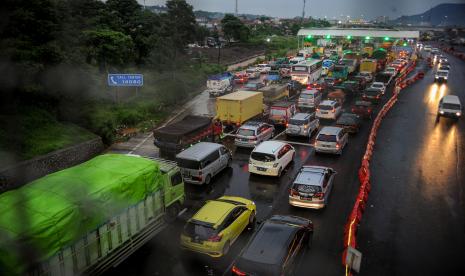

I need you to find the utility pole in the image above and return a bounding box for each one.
[302,0,306,19]
[235,0,238,16]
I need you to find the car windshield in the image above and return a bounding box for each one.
[245,83,256,88]
[184,221,216,239]
[246,69,255,73]
[237,128,255,136]
[293,183,322,193]
[251,152,276,162]
[319,105,333,110]
[176,158,201,170]
[270,109,287,116]
[372,84,383,88]
[300,93,313,99]
[289,119,306,125]
[442,103,461,110]
[317,134,337,142]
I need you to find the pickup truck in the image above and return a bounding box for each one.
[0,154,185,276]
[154,115,222,158]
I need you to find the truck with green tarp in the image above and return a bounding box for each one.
[0,154,185,275]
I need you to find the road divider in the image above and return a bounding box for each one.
[342,60,422,275]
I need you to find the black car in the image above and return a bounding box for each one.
[336,112,362,133]
[362,87,383,103]
[232,215,313,276]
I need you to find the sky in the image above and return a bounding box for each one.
[139,0,464,20]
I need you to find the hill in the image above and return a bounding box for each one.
[392,3,465,26]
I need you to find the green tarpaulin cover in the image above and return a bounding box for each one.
[0,154,162,274]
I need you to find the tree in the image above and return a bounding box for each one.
[83,29,134,71]
[163,0,196,52]
[221,14,249,42]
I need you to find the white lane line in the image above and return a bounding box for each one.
[272,130,286,140]
[274,139,314,147]
[128,132,153,154]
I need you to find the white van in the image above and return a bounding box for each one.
[298,89,322,109]
[437,95,462,121]
[314,126,348,155]
[176,142,232,185]
[316,100,342,120]
[249,141,295,177]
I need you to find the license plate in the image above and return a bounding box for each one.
[300,196,312,201]
[321,111,328,114]
[257,167,267,172]
[323,145,331,148]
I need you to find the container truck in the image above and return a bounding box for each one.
[153,115,222,158]
[0,154,185,276]
[216,91,264,129]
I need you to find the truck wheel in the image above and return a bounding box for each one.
[204,174,212,185]
[165,203,180,223]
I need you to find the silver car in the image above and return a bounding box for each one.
[289,166,336,209]
[285,113,319,137]
[235,122,275,148]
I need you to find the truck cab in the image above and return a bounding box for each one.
[269,101,296,126]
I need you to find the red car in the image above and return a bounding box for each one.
[234,72,249,84]
[351,100,374,119]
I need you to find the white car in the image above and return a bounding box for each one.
[437,95,462,120]
[249,141,295,177]
[370,82,386,95]
[316,100,342,120]
[384,67,398,76]
[257,64,271,74]
[314,126,348,155]
[424,45,432,52]
[434,69,449,83]
[358,71,373,83]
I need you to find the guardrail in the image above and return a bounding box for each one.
[342,60,424,275]
[440,46,465,61]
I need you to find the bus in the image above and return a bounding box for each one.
[290,59,323,85]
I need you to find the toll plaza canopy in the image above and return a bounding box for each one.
[297,28,420,39]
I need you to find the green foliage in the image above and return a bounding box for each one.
[221,14,250,42]
[83,29,134,69]
[0,107,96,161]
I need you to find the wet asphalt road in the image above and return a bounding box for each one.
[358,52,465,275]
[106,71,394,275]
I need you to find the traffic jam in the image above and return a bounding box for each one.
[145,33,440,275]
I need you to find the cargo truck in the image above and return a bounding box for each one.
[0,154,185,276]
[258,84,289,103]
[216,91,264,129]
[206,72,234,97]
[360,59,378,73]
[153,115,222,158]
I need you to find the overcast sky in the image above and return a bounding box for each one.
[139,0,464,19]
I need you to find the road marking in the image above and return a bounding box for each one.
[272,130,286,140]
[128,132,153,154]
[274,139,314,147]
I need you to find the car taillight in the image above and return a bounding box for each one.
[232,265,246,276]
[351,108,355,112]
[316,108,320,112]
[336,143,340,149]
[289,188,299,196]
[332,108,335,113]
[208,234,222,242]
[315,192,325,199]
[304,124,308,129]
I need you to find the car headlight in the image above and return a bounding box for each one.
[435,76,439,79]
[456,112,461,116]
[273,163,279,168]
[444,77,448,80]
[439,110,444,114]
